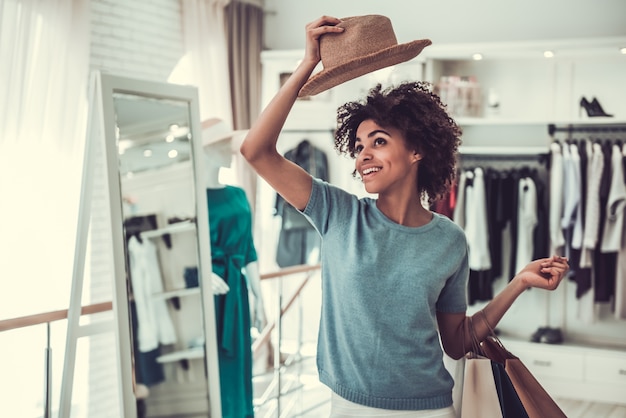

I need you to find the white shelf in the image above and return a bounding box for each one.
[140,220,196,239]
[459,146,549,155]
[455,117,626,126]
[157,346,204,363]
[153,287,201,300]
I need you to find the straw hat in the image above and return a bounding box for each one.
[298,15,432,97]
[201,118,247,148]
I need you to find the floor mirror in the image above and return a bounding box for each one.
[99,72,221,417]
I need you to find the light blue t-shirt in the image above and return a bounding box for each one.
[303,178,469,410]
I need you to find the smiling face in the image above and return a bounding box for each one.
[355,119,421,196]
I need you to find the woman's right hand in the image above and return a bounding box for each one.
[303,15,344,66]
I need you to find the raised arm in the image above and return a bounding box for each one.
[437,255,569,359]
[240,16,343,210]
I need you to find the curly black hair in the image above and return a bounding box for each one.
[334,81,462,204]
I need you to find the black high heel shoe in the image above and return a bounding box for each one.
[580,97,596,117]
[580,96,614,117]
[590,97,613,117]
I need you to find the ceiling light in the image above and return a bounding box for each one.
[118,139,131,154]
[543,50,555,58]
[168,150,178,158]
[472,53,483,61]
[143,149,152,157]
[166,134,175,142]
[169,123,179,131]
[620,47,626,54]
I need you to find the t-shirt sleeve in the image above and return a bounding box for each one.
[436,243,469,313]
[303,177,357,236]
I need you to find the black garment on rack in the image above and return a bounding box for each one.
[595,141,617,302]
[485,169,515,279]
[274,140,329,267]
[130,301,165,386]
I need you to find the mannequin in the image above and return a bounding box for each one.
[202,118,265,418]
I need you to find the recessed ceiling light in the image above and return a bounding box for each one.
[472,53,483,61]
[169,123,179,131]
[166,134,175,142]
[620,47,626,54]
[168,150,178,158]
[543,50,555,58]
[143,149,152,157]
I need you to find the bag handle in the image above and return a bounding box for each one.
[478,310,517,361]
[467,316,485,358]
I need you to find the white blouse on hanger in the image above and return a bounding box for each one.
[128,236,177,352]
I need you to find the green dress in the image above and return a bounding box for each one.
[207,186,257,418]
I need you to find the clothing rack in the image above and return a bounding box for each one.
[459,146,548,155]
[548,122,626,137]
[458,149,550,169]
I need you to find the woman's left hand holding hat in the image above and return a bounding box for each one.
[303,16,344,66]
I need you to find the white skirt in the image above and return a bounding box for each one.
[330,392,456,418]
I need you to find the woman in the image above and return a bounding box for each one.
[241,15,568,417]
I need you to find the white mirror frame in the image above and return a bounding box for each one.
[99,72,221,417]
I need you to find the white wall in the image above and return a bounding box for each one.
[263,0,626,51]
[90,0,184,82]
[85,1,186,416]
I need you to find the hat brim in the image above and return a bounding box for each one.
[298,39,432,97]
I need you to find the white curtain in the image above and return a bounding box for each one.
[170,0,233,126]
[0,0,91,415]
[0,0,91,315]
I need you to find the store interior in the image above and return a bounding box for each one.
[1,1,626,417]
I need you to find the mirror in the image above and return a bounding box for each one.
[99,73,221,417]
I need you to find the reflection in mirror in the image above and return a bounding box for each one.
[115,93,191,175]
[113,92,213,417]
[201,119,265,417]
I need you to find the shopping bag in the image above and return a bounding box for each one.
[491,360,529,418]
[478,312,567,418]
[461,354,503,418]
[460,318,503,418]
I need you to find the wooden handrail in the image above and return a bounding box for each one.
[0,301,113,333]
[260,263,320,280]
[252,272,314,354]
[0,264,321,334]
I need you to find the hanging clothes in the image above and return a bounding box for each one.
[595,142,618,303]
[207,185,258,418]
[549,142,565,255]
[274,140,328,267]
[614,143,626,319]
[465,168,492,271]
[464,168,494,304]
[124,214,168,387]
[456,152,549,305]
[484,168,515,280]
[130,300,165,386]
[515,176,538,274]
[127,236,178,352]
